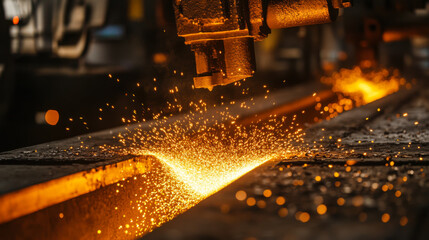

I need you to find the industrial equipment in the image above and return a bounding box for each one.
[1,0,429,240]
[173,0,351,89]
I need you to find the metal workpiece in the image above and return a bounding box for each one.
[144,87,429,240]
[0,83,332,239]
[266,0,339,29]
[174,0,350,90]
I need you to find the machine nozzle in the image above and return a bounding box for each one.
[192,38,256,90]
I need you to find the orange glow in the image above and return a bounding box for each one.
[12,16,19,25]
[153,53,168,64]
[235,190,247,201]
[246,197,256,206]
[275,196,286,205]
[0,156,150,225]
[346,160,357,166]
[278,208,288,217]
[263,189,272,198]
[102,65,407,237]
[296,212,310,223]
[45,110,59,126]
[395,190,402,197]
[381,213,390,223]
[400,216,408,226]
[257,200,266,209]
[337,197,345,206]
[317,204,327,215]
[322,67,403,105]
[360,60,374,69]
[114,89,307,237]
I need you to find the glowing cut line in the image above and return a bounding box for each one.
[148,151,277,197]
[108,67,406,238]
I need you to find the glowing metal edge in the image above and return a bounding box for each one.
[0,156,152,224]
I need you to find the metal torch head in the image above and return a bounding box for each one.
[192,37,256,90]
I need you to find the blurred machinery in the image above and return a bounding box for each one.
[0,1,12,124]
[343,0,429,71]
[3,0,108,57]
[0,0,158,151]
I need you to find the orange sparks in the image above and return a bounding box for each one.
[322,67,403,105]
[90,65,410,237]
[45,110,59,126]
[12,16,19,25]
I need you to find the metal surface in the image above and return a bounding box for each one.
[0,157,149,225]
[174,0,348,90]
[266,0,338,29]
[0,82,333,239]
[192,37,256,89]
[144,86,428,240]
[174,0,265,90]
[0,73,422,239]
